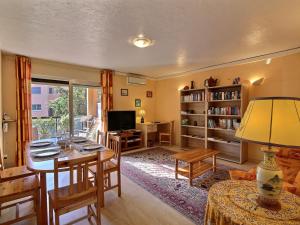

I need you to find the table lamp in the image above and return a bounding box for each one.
[235,97,300,210]
[139,109,146,123]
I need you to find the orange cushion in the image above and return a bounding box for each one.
[293,171,300,196]
[229,169,256,181]
[283,182,297,194]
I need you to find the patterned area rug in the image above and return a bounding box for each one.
[121,148,232,225]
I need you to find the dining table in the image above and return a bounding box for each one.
[25,139,115,225]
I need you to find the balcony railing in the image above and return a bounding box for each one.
[32,116,68,141]
[32,116,100,141]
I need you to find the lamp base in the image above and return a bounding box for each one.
[256,195,281,211]
[256,146,283,211]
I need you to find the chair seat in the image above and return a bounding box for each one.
[0,175,39,201]
[48,180,96,209]
[89,161,118,175]
[0,166,35,182]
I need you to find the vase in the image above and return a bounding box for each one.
[256,146,283,210]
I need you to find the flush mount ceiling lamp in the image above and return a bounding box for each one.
[132,35,154,48]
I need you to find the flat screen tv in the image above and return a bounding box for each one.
[107,110,136,131]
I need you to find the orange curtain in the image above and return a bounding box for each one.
[100,69,113,132]
[16,56,32,166]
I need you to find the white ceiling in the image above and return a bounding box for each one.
[0,0,300,78]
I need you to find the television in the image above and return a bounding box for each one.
[107,110,136,131]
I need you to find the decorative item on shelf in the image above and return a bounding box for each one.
[139,109,146,123]
[193,121,197,126]
[232,77,240,85]
[236,97,300,210]
[135,99,141,107]
[204,76,218,87]
[183,86,189,90]
[146,91,152,98]
[121,88,128,96]
[190,81,195,89]
[181,119,189,125]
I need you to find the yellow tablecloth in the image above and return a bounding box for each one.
[205,180,300,225]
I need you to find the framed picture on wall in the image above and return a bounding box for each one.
[135,99,141,107]
[121,88,128,96]
[146,91,152,98]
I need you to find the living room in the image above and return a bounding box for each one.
[0,1,299,225]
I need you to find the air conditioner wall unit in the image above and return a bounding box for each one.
[127,75,146,85]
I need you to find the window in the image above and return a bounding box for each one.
[31,78,101,141]
[32,87,41,94]
[32,104,42,111]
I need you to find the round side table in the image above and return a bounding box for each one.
[205,180,300,225]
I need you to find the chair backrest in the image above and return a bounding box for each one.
[0,148,3,171]
[97,130,107,147]
[107,134,121,164]
[53,151,101,200]
[169,120,175,134]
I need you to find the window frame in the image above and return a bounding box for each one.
[31,78,101,138]
[32,104,42,111]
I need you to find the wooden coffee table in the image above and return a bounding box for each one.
[173,148,220,186]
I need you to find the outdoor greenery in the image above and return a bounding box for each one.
[32,86,87,140]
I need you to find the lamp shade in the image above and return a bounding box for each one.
[235,97,300,148]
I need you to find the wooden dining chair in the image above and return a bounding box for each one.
[90,134,121,197]
[96,130,107,147]
[0,165,40,225]
[159,121,174,145]
[48,152,102,225]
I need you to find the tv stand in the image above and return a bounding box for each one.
[109,130,143,152]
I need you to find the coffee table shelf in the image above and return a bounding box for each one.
[177,162,213,179]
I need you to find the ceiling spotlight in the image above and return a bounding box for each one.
[133,35,154,48]
[266,58,272,65]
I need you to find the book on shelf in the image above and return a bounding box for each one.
[207,137,240,145]
[208,90,241,101]
[208,118,240,130]
[208,106,240,115]
[181,90,206,102]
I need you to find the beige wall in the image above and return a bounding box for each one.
[1,54,156,166]
[0,51,3,168]
[1,51,300,165]
[2,54,17,167]
[155,52,300,161]
[113,75,156,122]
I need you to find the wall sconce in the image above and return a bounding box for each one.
[251,77,265,86]
[266,58,272,65]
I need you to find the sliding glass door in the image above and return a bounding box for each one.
[71,84,101,141]
[31,80,70,141]
[31,79,101,142]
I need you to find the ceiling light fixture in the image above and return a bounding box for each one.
[266,58,272,64]
[133,35,154,48]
